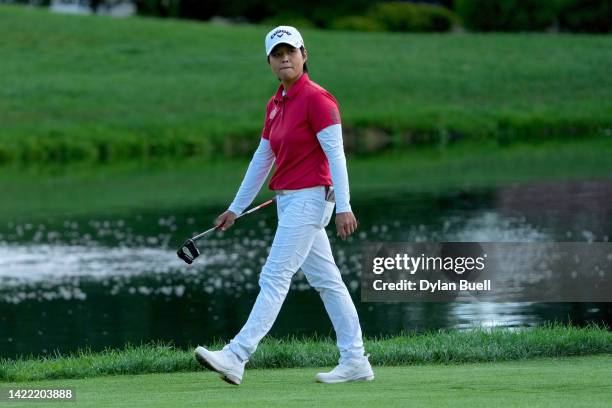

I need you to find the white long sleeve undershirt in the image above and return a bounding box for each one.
[227,123,352,215]
[227,138,275,215]
[316,124,352,213]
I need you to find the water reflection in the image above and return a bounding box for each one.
[0,208,553,303]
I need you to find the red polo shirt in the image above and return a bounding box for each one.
[261,73,341,190]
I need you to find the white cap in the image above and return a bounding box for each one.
[265,26,304,56]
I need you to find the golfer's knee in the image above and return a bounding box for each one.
[309,276,348,295]
[258,265,292,297]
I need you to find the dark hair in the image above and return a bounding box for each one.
[301,46,309,73]
[267,45,308,76]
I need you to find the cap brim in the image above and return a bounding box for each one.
[266,40,302,56]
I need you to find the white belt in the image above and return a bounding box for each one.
[274,186,326,196]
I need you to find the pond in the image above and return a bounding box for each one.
[0,179,610,359]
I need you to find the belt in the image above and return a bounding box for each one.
[274,186,329,196]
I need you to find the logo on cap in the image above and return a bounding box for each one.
[271,29,292,39]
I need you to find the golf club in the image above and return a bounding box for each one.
[177,198,276,264]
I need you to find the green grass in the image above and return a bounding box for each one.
[1,355,611,407]
[0,136,610,222]
[1,5,611,164]
[2,323,610,382]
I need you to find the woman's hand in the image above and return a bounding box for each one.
[214,210,237,231]
[335,211,357,240]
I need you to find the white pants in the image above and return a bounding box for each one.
[228,186,365,364]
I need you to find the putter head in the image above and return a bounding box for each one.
[177,239,200,264]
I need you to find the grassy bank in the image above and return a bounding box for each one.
[2,355,611,407]
[1,5,611,165]
[1,323,610,382]
[0,136,610,223]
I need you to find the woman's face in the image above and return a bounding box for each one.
[268,44,307,83]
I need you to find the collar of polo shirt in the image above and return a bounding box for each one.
[273,73,310,103]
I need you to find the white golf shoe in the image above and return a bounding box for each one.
[194,345,246,385]
[315,355,375,384]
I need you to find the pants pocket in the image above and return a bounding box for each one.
[304,198,334,229]
[279,197,318,228]
[319,200,335,228]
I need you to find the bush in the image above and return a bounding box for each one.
[368,2,458,32]
[558,0,612,33]
[134,0,181,18]
[421,3,459,31]
[297,0,381,28]
[330,15,386,32]
[261,12,316,29]
[455,0,564,31]
[134,0,378,26]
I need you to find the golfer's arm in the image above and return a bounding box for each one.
[228,138,275,215]
[316,124,352,214]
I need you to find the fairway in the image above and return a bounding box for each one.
[2,355,610,407]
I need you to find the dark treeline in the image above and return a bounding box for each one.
[2,0,610,32]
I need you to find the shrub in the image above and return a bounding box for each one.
[558,0,612,33]
[455,0,564,31]
[420,3,459,31]
[330,15,386,32]
[134,0,377,26]
[261,12,316,29]
[134,0,181,18]
[368,2,458,32]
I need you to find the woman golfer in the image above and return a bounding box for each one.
[195,25,373,385]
